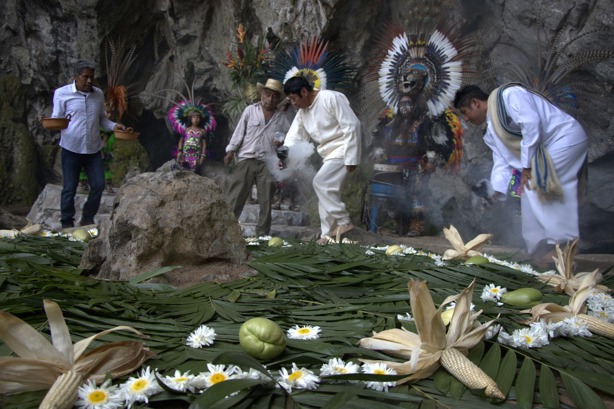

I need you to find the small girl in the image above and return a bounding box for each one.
[177,111,207,172]
[168,100,216,173]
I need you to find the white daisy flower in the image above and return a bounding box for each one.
[510,327,549,349]
[234,367,271,380]
[480,283,507,302]
[558,316,593,337]
[530,320,562,339]
[161,369,194,392]
[191,363,238,390]
[365,249,375,256]
[76,379,122,409]
[396,312,413,322]
[88,228,99,237]
[497,329,513,346]
[258,235,272,241]
[361,362,397,392]
[320,358,360,376]
[186,324,216,348]
[287,324,321,340]
[587,292,614,322]
[276,363,320,393]
[119,366,162,407]
[484,324,501,340]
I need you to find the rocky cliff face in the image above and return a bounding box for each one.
[1,0,613,251]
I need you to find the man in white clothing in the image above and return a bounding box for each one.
[453,84,588,267]
[282,76,361,244]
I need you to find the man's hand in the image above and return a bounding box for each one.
[223,151,235,166]
[521,168,532,192]
[346,165,357,172]
[113,123,126,132]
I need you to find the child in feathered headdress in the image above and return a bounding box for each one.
[168,101,216,173]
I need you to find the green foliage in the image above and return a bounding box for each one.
[0,235,613,408]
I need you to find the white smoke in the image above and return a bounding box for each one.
[267,140,316,182]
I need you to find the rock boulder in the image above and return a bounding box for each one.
[82,171,246,281]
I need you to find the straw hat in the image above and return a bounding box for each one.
[257,79,284,95]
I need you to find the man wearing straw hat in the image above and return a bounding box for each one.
[224,78,293,236]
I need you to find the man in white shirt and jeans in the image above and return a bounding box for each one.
[282,76,361,244]
[51,60,126,228]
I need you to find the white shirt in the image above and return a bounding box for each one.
[484,86,588,194]
[226,102,293,162]
[51,82,116,154]
[284,90,361,164]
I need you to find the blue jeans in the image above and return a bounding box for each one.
[61,148,104,225]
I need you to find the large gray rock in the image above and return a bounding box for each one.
[82,171,246,281]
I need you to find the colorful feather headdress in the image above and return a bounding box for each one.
[368,20,475,118]
[267,37,355,91]
[168,100,216,136]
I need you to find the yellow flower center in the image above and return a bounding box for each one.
[491,288,500,293]
[522,335,533,344]
[131,379,149,392]
[374,369,386,375]
[288,371,304,382]
[335,366,348,373]
[87,390,108,404]
[210,373,227,384]
[297,328,312,335]
[175,376,188,383]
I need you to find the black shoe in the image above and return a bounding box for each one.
[62,222,74,229]
[79,219,95,226]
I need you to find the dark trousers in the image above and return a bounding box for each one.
[227,159,274,236]
[61,148,104,225]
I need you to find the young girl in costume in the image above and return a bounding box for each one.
[168,100,216,173]
[177,112,207,172]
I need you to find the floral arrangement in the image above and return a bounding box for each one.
[224,24,267,88]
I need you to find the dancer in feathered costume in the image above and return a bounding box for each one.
[363,20,473,235]
[168,100,216,172]
[265,37,357,211]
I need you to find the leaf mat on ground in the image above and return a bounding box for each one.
[1,236,613,408]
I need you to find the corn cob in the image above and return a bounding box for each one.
[39,370,83,409]
[577,314,614,338]
[440,347,505,400]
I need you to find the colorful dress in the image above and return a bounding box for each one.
[180,128,205,171]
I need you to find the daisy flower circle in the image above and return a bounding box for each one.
[320,358,360,376]
[361,362,397,392]
[481,283,507,302]
[287,324,321,340]
[76,379,122,409]
[120,366,162,405]
[277,363,320,393]
[191,363,238,390]
[186,324,216,348]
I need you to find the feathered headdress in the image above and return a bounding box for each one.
[371,20,474,118]
[103,38,138,120]
[168,100,216,136]
[267,37,355,91]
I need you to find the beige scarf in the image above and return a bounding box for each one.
[487,84,563,203]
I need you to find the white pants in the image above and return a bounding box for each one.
[521,140,588,253]
[313,159,351,238]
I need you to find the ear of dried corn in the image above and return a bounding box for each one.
[577,314,614,338]
[440,347,505,400]
[38,370,82,409]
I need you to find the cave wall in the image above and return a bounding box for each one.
[1,0,613,250]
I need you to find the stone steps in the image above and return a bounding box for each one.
[238,204,316,238]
